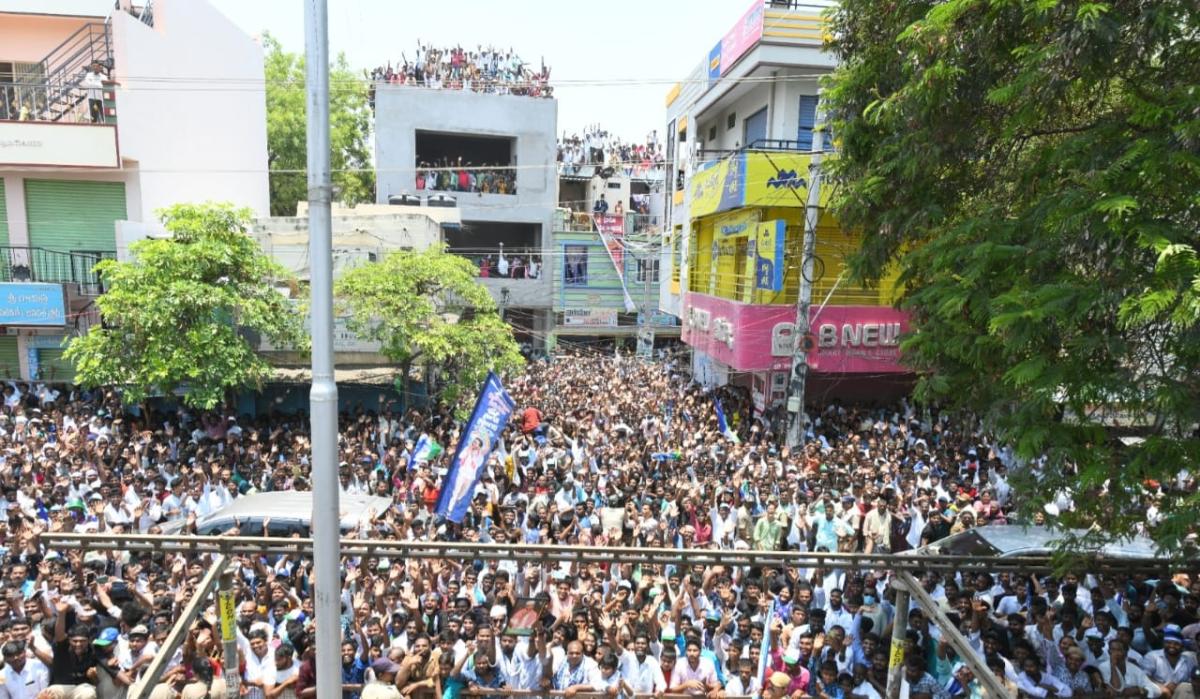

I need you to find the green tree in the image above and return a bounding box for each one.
[824,0,1200,554]
[264,33,374,216]
[335,247,524,405]
[64,203,306,409]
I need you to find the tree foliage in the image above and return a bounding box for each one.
[64,203,306,409]
[335,247,525,405]
[824,0,1200,554]
[263,33,374,216]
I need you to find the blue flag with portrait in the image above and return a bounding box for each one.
[435,372,516,523]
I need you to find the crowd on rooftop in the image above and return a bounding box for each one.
[370,43,552,100]
[558,127,665,179]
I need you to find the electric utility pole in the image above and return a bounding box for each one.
[786,96,825,449]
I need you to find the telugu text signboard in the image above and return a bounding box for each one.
[0,283,66,327]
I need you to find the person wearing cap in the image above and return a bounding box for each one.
[116,624,154,682]
[361,657,402,699]
[87,627,134,698]
[1142,625,1196,696]
[765,670,793,699]
[1,639,49,698]
[1083,628,1110,667]
[45,598,99,699]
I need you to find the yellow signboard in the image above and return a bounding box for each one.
[713,209,760,238]
[690,151,831,218]
[690,159,737,218]
[219,590,237,643]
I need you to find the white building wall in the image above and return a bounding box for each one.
[373,87,558,246]
[111,0,270,223]
[698,83,772,152]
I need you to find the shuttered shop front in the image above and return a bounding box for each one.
[24,179,125,252]
[0,179,8,247]
[36,347,74,382]
[0,337,19,378]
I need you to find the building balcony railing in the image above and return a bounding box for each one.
[696,139,816,164]
[0,246,114,295]
[0,81,120,168]
[415,166,517,195]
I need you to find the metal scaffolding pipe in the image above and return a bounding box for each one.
[39,533,1180,575]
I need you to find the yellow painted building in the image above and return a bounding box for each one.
[679,151,901,308]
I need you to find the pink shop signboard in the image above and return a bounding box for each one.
[682,293,911,374]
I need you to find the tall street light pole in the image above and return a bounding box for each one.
[304,1,341,696]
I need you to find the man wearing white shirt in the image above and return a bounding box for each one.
[1141,626,1197,696]
[617,633,666,694]
[160,482,185,521]
[825,588,855,633]
[724,657,761,696]
[242,629,276,699]
[1102,639,1161,698]
[0,641,49,699]
[1017,655,1072,698]
[494,631,541,691]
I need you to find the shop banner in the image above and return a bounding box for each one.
[592,214,637,312]
[754,220,787,291]
[563,309,618,327]
[719,0,766,76]
[435,372,515,523]
[0,283,66,326]
[690,152,831,218]
[808,305,910,373]
[682,293,912,374]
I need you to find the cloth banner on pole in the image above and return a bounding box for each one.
[434,372,516,523]
[592,213,637,312]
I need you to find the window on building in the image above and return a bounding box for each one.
[726,113,736,130]
[415,130,517,195]
[708,125,717,142]
[687,225,702,293]
[744,106,768,148]
[671,226,683,286]
[797,95,819,150]
[564,245,588,286]
[636,258,660,284]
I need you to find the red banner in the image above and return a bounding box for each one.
[592,214,636,311]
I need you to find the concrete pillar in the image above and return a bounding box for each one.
[3,176,28,245]
[16,334,30,380]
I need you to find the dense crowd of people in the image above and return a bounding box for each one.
[370,42,552,99]
[416,159,517,196]
[459,247,542,280]
[0,353,1196,699]
[559,127,665,179]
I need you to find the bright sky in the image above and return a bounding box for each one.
[7,0,758,142]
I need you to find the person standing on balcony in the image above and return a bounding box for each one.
[82,62,106,124]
